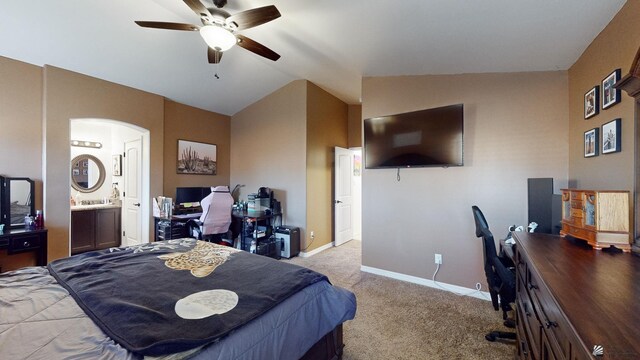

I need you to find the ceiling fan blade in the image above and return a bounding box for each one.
[183,0,213,19]
[135,21,199,31]
[208,47,223,64]
[236,35,280,61]
[226,5,281,30]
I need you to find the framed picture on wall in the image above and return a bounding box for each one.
[112,154,122,176]
[602,118,621,154]
[584,128,599,158]
[177,139,217,175]
[584,86,599,119]
[602,69,621,109]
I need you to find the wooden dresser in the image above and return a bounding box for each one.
[560,189,630,252]
[0,228,48,272]
[513,232,640,359]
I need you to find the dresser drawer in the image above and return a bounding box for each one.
[8,234,41,254]
[514,246,527,283]
[516,302,534,360]
[527,265,571,359]
[518,276,542,359]
[570,200,582,209]
[569,208,583,219]
[563,224,596,242]
[570,191,581,200]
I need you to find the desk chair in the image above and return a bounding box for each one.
[471,205,517,342]
[187,186,234,245]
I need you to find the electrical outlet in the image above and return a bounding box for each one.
[310,231,315,239]
[435,254,443,265]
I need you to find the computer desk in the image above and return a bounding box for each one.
[232,210,282,253]
[154,210,283,247]
[153,213,201,241]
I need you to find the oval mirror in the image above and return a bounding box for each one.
[71,154,106,193]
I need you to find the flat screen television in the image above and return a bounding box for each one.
[363,104,464,169]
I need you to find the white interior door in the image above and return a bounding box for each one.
[124,137,142,246]
[334,147,353,246]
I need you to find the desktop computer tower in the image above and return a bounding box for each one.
[275,225,300,258]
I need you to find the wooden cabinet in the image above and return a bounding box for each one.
[0,229,48,272]
[560,189,630,252]
[513,232,640,360]
[71,207,121,255]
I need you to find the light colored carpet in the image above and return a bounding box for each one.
[286,240,514,360]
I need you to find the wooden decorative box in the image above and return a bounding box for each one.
[560,189,630,251]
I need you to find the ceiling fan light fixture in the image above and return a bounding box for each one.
[200,25,236,51]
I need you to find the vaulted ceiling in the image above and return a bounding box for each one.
[0,0,627,115]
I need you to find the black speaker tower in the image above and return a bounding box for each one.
[528,178,561,234]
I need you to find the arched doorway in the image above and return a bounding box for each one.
[70,118,151,248]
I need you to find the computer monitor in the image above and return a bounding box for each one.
[175,187,211,212]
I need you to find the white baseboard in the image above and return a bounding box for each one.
[299,242,334,258]
[360,265,491,301]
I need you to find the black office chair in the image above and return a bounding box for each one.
[471,205,517,342]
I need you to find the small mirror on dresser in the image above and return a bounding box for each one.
[0,176,35,229]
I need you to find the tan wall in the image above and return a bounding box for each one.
[0,57,43,211]
[230,80,308,234]
[43,66,164,261]
[568,0,640,190]
[163,100,231,198]
[348,105,362,148]
[361,72,569,289]
[306,83,348,251]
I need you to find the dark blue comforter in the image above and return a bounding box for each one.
[48,239,327,356]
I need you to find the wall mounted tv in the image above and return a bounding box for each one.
[363,104,464,169]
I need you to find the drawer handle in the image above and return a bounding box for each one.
[528,283,538,290]
[23,241,31,248]
[545,320,558,329]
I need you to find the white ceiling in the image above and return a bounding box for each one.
[0,0,626,116]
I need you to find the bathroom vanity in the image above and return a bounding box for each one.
[71,204,121,254]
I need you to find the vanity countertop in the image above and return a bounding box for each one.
[71,204,121,211]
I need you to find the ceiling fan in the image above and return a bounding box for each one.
[135,0,281,65]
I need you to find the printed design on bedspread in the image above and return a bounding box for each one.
[109,238,196,253]
[175,289,239,319]
[158,241,240,277]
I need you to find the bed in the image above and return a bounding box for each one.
[0,239,356,359]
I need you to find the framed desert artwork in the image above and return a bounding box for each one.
[177,140,217,175]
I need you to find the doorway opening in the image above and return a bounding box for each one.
[334,147,362,246]
[70,119,150,247]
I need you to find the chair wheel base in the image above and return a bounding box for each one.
[504,319,516,328]
[485,331,516,342]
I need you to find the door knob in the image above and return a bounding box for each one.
[335,200,342,204]
[133,203,141,207]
